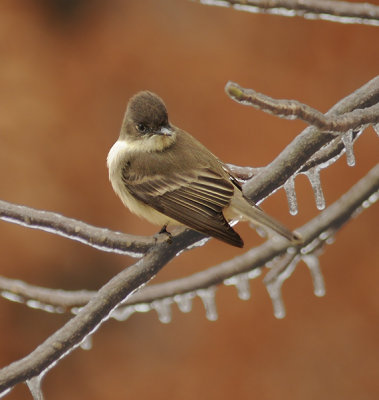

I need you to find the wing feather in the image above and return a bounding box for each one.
[122,167,243,247]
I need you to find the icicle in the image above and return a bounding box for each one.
[151,298,173,324]
[368,191,379,205]
[197,287,218,321]
[341,130,356,166]
[111,305,135,321]
[325,236,335,245]
[248,268,262,279]
[80,335,93,351]
[224,273,251,300]
[0,388,13,398]
[1,290,24,303]
[305,167,325,210]
[133,303,151,313]
[318,229,335,245]
[300,238,321,255]
[302,255,325,297]
[283,175,298,215]
[26,375,45,400]
[265,280,286,319]
[26,300,64,314]
[174,292,195,313]
[264,256,300,319]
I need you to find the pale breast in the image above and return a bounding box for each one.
[107,139,179,226]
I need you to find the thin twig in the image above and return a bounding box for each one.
[226,82,379,132]
[0,229,204,393]
[197,0,379,26]
[237,76,379,202]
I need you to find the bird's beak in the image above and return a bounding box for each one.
[156,126,173,136]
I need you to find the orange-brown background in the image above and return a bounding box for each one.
[0,1,378,399]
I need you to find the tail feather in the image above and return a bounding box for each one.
[229,195,301,243]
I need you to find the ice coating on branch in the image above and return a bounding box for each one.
[133,303,151,313]
[0,216,145,258]
[248,268,262,279]
[174,292,195,313]
[111,305,135,321]
[300,238,321,255]
[302,255,325,297]
[0,388,13,398]
[200,0,379,26]
[341,130,356,166]
[186,237,210,250]
[197,287,218,321]
[80,335,93,351]
[352,189,379,218]
[26,375,44,400]
[305,167,325,210]
[26,300,64,314]
[283,175,298,215]
[1,290,23,303]
[152,298,173,324]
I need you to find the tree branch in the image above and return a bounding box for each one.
[0,229,204,393]
[1,78,377,250]
[197,0,379,26]
[0,77,377,395]
[226,82,379,133]
[1,165,377,311]
[0,200,168,258]
[235,76,379,202]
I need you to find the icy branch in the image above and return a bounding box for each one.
[0,200,166,258]
[197,0,379,26]
[1,165,377,313]
[235,76,379,203]
[226,82,379,133]
[0,229,204,394]
[0,77,378,396]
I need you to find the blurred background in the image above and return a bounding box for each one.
[0,0,378,399]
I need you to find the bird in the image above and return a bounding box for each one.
[107,91,300,248]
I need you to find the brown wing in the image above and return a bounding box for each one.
[122,167,243,247]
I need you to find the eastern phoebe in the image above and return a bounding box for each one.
[107,91,299,248]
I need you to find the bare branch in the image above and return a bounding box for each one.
[237,76,379,202]
[197,0,379,26]
[0,229,204,393]
[0,200,167,258]
[226,82,379,133]
[1,165,377,311]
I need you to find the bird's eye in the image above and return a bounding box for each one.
[136,123,148,133]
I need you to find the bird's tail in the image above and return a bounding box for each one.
[228,194,302,243]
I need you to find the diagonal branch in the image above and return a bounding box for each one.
[0,77,377,395]
[1,165,378,310]
[236,76,379,202]
[1,78,377,254]
[197,0,379,26]
[0,165,377,394]
[0,229,204,393]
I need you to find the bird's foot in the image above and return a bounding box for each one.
[154,224,173,244]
